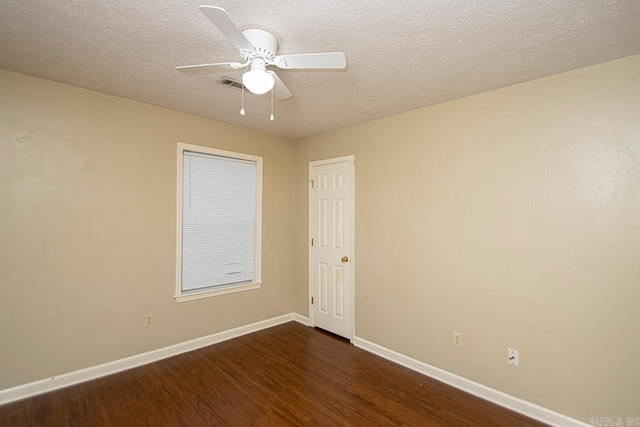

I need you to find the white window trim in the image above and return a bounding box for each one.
[175,142,263,303]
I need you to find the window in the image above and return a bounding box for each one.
[175,143,262,302]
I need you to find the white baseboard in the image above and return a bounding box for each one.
[352,336,589,427]
[1,313,585,427]
[1,312,308,406]
[292,313,310,326]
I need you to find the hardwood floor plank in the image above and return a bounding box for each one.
[0,322,548,426]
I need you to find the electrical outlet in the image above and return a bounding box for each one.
[508,348,519,366]
[453,332,463,348]
[144,314,154,328]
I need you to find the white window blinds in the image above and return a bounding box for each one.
[181,150,257,293]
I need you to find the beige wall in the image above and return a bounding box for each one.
[2,54,639,423]
[294,55,640,422]
[0,70,296,389]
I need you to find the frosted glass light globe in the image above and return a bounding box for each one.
[242,69,275,95]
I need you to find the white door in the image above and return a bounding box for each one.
[309,156,354,339]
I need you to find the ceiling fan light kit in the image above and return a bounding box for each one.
[176,5,347,119]
[242,58,274,95]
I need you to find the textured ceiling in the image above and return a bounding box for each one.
[1,0,640,139]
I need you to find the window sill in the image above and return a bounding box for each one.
[174,282,262,303]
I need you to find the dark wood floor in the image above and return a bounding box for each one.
[0,322,547,426]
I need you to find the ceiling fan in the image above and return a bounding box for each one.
[176,6,347,100]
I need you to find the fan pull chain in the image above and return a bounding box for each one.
[270,88,274,121]
[240,84,246,116]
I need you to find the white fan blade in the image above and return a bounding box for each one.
[176,62,244,72]
[268,71,292,100]
[273,52,346,69]
[199,6,255,53]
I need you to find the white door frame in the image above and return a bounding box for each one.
[308,155,355,341]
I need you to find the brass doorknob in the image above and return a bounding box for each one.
[341,256,349,263]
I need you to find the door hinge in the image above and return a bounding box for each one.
[311,238,314,246]
[310,179,314,188]
[311,296,314,305]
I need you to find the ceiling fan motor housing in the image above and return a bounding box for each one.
[241,29,278,60]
